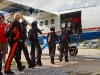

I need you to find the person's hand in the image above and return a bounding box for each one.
[59,40,61,44]
[24,42,27,47]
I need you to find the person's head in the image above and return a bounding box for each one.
[68,22,71,25]
[31,20,38,28]
[14,12,21,21]
[21,20,28,28]
[50,26,55,32]
[62,28,67,33]
[0,13,5,24]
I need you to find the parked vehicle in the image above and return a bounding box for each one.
[86,41,96,48]
[91,43,99,49]
[81,42,89,47]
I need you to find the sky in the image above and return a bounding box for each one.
[8,0,100,12]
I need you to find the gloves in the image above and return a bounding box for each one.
[59,40,61,44]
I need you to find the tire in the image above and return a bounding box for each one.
[69,46,78,56]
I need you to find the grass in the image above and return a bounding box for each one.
[78,47,100,50]
[11,60,27,65]
[78,47,93,49]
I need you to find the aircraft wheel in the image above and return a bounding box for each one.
[69,46,78,56]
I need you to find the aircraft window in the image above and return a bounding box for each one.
[45,20,48,25]
[51,19,54,24]
[40,21,43,26]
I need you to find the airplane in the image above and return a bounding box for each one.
[0,0,100,55]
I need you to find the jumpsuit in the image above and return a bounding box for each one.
[5,19,25,71]
[30,27,42,66]
[18,27,35,67]
[59,33,70,62]
[47,32,58,63]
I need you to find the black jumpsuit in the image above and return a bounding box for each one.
[17,27,35,68]
[59,33,70,62]
[47,32,58,63]
[30,27,42,66]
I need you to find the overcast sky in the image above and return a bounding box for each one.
[8,0,100,12]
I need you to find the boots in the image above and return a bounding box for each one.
[65,56,69,62]
[37,55,42,66]
[50,56,54,64]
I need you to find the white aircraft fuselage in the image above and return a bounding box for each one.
[34,6,100,33]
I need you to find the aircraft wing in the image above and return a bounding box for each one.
[0,0,56,20]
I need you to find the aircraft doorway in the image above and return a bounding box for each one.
[60,11,82,35]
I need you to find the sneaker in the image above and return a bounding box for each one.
[5,70,14,74]
[18,66,25,71]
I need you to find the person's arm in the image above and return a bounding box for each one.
[24,28,28,40]
[67,34,71,43]
[37,28,42,34]
[16,21,25,42]
[55,33,59,41]
[47,33,49,43]
[59,34,62,44]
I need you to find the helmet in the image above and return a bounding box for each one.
[31,21,38,27]
[21,20,28,26]
[57,45,61,51]
[68,21,71,25]
[50,26,55,31]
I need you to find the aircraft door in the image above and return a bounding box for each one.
[60,11,82,35]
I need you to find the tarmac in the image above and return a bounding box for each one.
[19,46,100,73]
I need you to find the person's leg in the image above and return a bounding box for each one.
[30,42,35,67]
[51,44,56,64]
[2,42,8,67]
[65,45,69,62]
[72,29,75,34]
[5,42,18,74]
[2,53,6,67]
[35,41,42,66]
[0,51,3,75]
[48,44,53,64]
[17,46,22,61]
[14,50,25,71]
[22,46,35,68]
[48,43,51,57]
[2,53,6,63]
[59,45,64,62]
[48,44,55,64]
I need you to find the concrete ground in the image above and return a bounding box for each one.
[5,47,100,73]
[19,46,100,73]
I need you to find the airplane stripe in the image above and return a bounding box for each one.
[41,27,100,34]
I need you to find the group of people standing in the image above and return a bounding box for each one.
[0,12,71,74]
[47,27,71,64]
[0,12,42,74]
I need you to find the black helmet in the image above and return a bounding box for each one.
[21,20,28,26]
[57,45,61,51]
[31,20,38,27]
[50,26,55,31]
